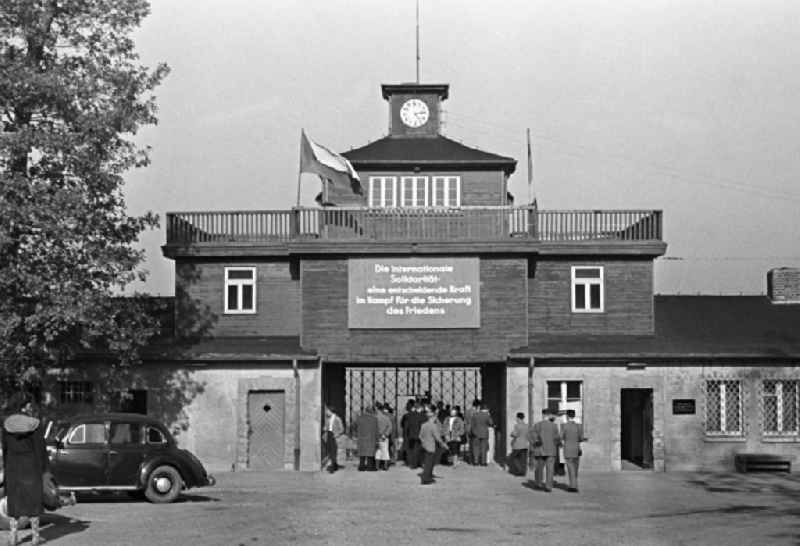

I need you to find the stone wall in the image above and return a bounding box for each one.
[531,363,800,471]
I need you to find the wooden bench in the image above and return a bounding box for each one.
[734,453,792,473]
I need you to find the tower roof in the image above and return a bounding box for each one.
[342,134,516,175]
[381,83,449,100]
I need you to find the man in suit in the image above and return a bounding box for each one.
[530,408,561,491]
[560,409,587,492]
[322,406,344,473]
[508,412,530,476]
[419,404,447,485]
[470,403,493,466]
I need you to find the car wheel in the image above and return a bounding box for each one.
[144,465,182,504]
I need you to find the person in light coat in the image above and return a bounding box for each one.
[442,407,465,466]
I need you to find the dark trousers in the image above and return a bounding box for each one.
[534,455,556,490]
[323,431,338,469]
[421,449,436,484]
[358,456,376,471]
[406,438,421,468]
[509,448,528,476]
[472,437,488,465]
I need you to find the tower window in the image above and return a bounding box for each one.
[431,176,461,207]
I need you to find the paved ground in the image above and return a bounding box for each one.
[14,463,800,546]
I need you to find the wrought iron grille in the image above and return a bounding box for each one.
[763,379,800,436]
[705,379,743,435]
[345,367,481,433]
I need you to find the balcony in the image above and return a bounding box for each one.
[165,207,662,246]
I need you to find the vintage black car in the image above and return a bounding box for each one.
[44,413,215,503]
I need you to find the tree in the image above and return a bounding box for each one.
[0,0,169,406]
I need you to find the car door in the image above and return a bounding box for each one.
[107,420,146,486]
[50,420,108,487]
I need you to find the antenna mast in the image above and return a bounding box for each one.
[416,0,421,83]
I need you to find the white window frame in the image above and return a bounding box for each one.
[571,266,604,313]
[546,380,584,423]
[762,379,800,437]
[224,266,257,314]
[431,176,461,207]
[368,176,397,208]
[705,379,744,436]
[400,176,429,208]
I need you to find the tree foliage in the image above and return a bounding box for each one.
[0,0,169,403]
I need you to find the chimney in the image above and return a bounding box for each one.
[767,267,800,304]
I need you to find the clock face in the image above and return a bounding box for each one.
[400,98,430,128]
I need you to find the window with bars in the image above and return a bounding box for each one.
[763,379,799,436]
[571,266,604,313]
[59,381,94,405]
[224,267,256,314]
[706,379,743,436]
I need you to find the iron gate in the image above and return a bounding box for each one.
[345,367,482,432]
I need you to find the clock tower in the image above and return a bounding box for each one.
[382,83,448,138]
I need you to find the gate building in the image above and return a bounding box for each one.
[63,80,797,473]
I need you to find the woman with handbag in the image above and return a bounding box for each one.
[2,393,49,545]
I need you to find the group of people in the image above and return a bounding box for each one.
[509,408,587,492]
[321,398,498,485]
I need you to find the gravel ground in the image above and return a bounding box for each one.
[14,463,800,546]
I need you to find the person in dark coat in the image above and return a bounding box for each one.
[355,406,379,471]
[404,403,424,469]
[470,403,493,466]
[2,394,49,546]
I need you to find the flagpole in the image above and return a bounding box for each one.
[527,128,533,205]
[296,130,303,208]
[416,0,421,83]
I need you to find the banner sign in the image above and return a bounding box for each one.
[348,257,480,329]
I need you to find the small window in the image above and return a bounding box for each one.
[706,379,743,436]
[224,267,256,314]
[68,423,106,445]
[431,176,461,207]
[571,266,604,313]
[110,423,142,445]
[546,380,583,422]
[59,381,94,405]
[147,426,167,445]
[763,380,799,436]
[400,176,428,207]
[368,176,398,208]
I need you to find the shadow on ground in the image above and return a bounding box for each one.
[74,491,219,504]
[685,471,800,545]
[40,513,91,543]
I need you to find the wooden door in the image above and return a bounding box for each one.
[247,390,285,470]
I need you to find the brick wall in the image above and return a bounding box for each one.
[301,257,527,361]
[529,258,654,335]
[176,259,300,337]
[768,267,800,303]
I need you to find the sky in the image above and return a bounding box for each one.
[124,0,800,296]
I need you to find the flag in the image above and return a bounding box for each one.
[299,130,363,205]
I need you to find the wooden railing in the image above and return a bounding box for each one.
[166,207,662,244]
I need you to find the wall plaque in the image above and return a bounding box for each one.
[348,257,480,329]
[672,399,696,415]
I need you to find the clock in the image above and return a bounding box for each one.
[399,98,430,128]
